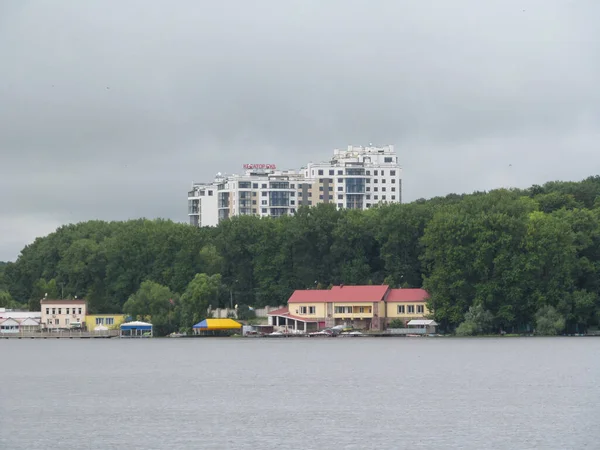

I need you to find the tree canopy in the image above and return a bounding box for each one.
[3,175,600,335]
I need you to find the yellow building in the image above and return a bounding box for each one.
[85,314,127,331]
[268,285,430,332]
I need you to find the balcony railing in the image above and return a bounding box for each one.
[332,312,374,319]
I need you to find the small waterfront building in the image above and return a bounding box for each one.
[85,314,127,331]
[120,321,153,338]
[18,317,41,332]
[40,298,87,330]
[0,318,20,334]
[407,319,438,334]
[192,318,242,335]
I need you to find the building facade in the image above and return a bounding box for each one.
[268,285,430,332]
[40,299,87,329]
[188,144,402,227]
[85,314,127,331]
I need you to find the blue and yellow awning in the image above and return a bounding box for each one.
[192,318,242,330]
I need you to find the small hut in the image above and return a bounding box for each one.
[192,318,242,336]
[120,321,153,338]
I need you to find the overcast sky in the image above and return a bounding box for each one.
[1,0,599,261]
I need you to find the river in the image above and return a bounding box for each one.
[1,337,598,449]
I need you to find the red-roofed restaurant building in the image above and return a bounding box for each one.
[267,285,430,333]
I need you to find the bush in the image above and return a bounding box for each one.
[388,319,405,328]
[455,321,477,336]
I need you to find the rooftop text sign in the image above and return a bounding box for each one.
[243,164,276,170]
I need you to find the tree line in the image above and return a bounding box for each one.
[2,175,600,336]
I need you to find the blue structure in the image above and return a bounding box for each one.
[120,321,153,338]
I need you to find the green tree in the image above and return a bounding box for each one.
[178,273,222,329]
[534,305,565,336]
[123,280,177,336]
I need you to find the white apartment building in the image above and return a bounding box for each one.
[302,145,402,209]
[40,298,87,329]
[188,145,402,227]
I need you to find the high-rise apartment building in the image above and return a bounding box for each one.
[188,145,402,227]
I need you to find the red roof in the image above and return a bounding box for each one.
[288,290,332,303]
[266,306,317,322]
[385,288,429,302]
[288,285,390,303]
[329,285,389,302]
[267,307,289,316]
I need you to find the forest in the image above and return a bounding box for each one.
[2,175,600,336]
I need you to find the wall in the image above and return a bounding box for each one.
[41,302,87,329]
[287,303,327,319]
[386,302,430,319]
[85,314,127,330]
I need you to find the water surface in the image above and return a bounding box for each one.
[1,337,598,449]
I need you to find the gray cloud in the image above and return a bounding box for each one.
[1,0,599,260]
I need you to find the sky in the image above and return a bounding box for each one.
[1,0,599,261]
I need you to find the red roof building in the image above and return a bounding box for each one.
[268,285,431,333]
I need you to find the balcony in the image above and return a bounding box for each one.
[332,312,374,320]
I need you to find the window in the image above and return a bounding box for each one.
[47,319,52,324]
[390,170,396,176]
[374,187,378,192]
[106,318,114,325]
[290,200,295,205]
[262,183,267,188]
[382,195,386,200]
[382,179,386,184]
[78,308,82,314]
[417,305,424,314]
[261,200,268,205]
[374,179,378,183]
[252,192,257,197]
[262,208,267,213]
[334,306,353,314]
[318,170,323,175]
[52,308,56,314]
[96,318,104,325]
[252,200,257,205]
[337,187,343,191]
[319,186,324,191]
[392,187,396,192]
[337,170,343,175]
[366,195,371,199]
[290,184,295,188]
[328,187,333,191]
[392,196,396,200]
[208,191,213,196]
[408,305,415,313]
[319,195,323,199]
[374,195,378,200]
[385,157,393,163]
[381,171,385,176]
[239,181,251,189]
[252,208,257,213]
[299,306,307,314]
[262,192,267,196]
[338,194,343,199]
[391,179,396,184]
[46,308,49,314]
[55,319,60,325]
[66,308,70,314]
[329,170,334,175]
[397,305,405,314]
[309,306,316,314]
[252,183,258,189]
[374,170,378,175]
[329,179,333,183]
[338,203,343,208]
[58,308,62,314]
[382,187,386,192]
[338,178,343,183]
[65,318,70,325]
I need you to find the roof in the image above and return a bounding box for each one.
[267,307,289,316]
[19,318,40,326]
[407,319,438,326]
[193,318,242,330]
[266,306,317,323]
[386,288,430,302]
[288,290,331,303]
[329,285,389,302]
[288,285,390,303]
[0,318,19,325]
[0,311,41,320]
[120,321,152,330]
[40,299,86,305]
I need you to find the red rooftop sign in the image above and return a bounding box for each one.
[243,164,276,170]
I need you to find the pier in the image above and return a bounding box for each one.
[0,330,119,339]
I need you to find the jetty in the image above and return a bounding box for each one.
[1,330,119,339]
